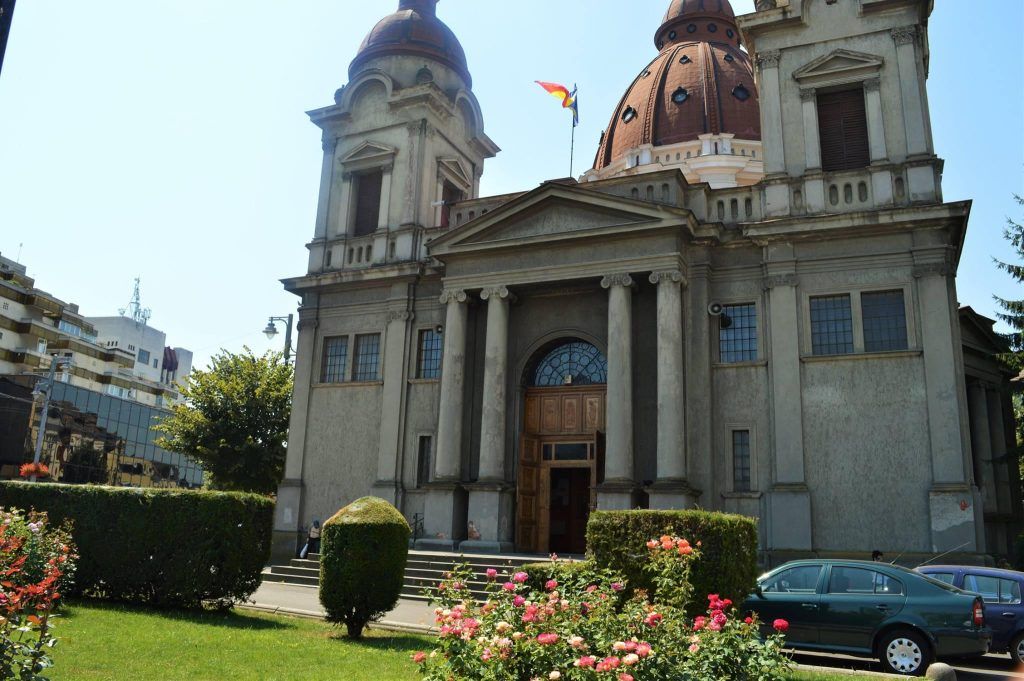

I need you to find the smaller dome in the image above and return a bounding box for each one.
[655,0,742,50]
[349,0,471,87]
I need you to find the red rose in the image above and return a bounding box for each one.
[773,619,789,632]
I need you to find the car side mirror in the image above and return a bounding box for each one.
[754,584,764,597]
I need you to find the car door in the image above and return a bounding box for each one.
[818,565,907,653]
[964,573,1022,649]
[749,564,823,646]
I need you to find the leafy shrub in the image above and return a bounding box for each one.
[0,508,77,680]
[520,559,605,592]
[412,534,790,681]
[320,497,410,639]
[0,481,273,608]
[587,509,758,615]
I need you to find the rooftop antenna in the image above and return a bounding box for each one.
[15,242,22,262]
[119,277,151,326]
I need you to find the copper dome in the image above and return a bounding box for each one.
[593,0,760,171]
[349,0,472,87]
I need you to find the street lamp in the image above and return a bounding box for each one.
[30,354,73,482]
[263,314,294,366]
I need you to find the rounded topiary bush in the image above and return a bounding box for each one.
[319,496,410,638]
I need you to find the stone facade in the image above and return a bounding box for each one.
[273,0,1022,564]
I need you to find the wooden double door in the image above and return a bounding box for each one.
[516,386,606,555]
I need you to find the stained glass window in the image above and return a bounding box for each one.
[531,341,607,387]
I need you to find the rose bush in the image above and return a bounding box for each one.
[413,536,789,681]
[0,508,77,680]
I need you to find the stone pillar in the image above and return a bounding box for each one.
[314,135,337,240]
[799,88,825,213]
[892,26,929,157]
[648,270,696,509]
[599,273,636,509]
[968,383,997,514]
[863,77,894,207]
[764,257,812,551]
[685,260,712,503]
[272,316,318,560]
[757,51,790,218]
[986,388,1011,514]
[916,261,977,552]
[463,286,514,553]
[373,308,413,506]
[422,288,469,550]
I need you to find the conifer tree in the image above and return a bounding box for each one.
[995,195,1024,373]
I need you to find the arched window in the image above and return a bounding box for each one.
[530,341,607,387]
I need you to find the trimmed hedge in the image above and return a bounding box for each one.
[587,509,758,615]
[0,481,273,608]
[521,560,599,592]
[320,496,410,638]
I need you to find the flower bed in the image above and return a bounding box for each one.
[413,535,789,680]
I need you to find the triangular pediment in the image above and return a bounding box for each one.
[342,141,396,163]
[438,158,472,188]
[793,49,883,84]
[430,182,692,257]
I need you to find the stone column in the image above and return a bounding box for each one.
[968,383,997,514]
[764,258,812,551]
[799,88,825,213]
[986,387,1011,513]
[863,77,894,207]
[373,308,413,506]
[757,51,790,217]
[314,135,337,240]
[463,286,515,553]
[272,315,318,560]
[422,288,469,550]
[648,270,695,509]
[599,273,636,509]
[916,260,977,552]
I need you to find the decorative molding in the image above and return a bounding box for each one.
[321,135,338,153]
[756,50,781,70]
[387,310,414,323]
[648,270,685,286]
[296,319,319,331]
[439,289,468,305]
[341,171,354,182]
[601,273,635,289]
[763,273,798,290]
[863,77,881,93]
[912,262,951,279]
[754,0,777,10]
[799,88,817,102]
[479,285,515,302]
[891,26,918,45]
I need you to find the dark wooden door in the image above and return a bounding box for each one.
[516,436,542,553]
[549,468,591,555]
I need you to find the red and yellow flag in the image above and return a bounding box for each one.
[535,81,579,127]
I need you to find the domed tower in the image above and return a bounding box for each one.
[303,0,498,275]
[584,0,762,188]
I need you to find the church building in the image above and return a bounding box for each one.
[273,0,1021,563]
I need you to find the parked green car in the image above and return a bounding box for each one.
[742,560,990,676]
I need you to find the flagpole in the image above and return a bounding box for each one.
[570,118,575,178]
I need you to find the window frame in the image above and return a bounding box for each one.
[352,333,382,382]
[723,423,758,495]
[716,301,760,364]
[320,335,350,384]
[415,328,443,380]
[802,284,915,358]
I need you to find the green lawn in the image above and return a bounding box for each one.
[44,601,864,680]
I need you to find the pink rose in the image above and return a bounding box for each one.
[502,582,516,592]
[537,633,559,645]
[411,651,427,664]
[513,595,526,607]
[618,674,635,681]
[611,582,624,592]
[545,579,558,591]
[636,642,652,658]
[513,571,529,583]
[574,656,596,668]
[486,568,498,580]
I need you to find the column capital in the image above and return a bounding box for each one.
[648,269,685,286]
[439,289,468,304]
[763,273,798,290]
[321,135,338,153]
[296,319,319,331]
[756,50,781,70]
[601,273,635,289]
[863,77,881,93]
[891,26,918,45]
[341,171,355,182]
[912,262,951,279]
[480,285,515,302]
[799,88,817,102]
[388,310,414,323]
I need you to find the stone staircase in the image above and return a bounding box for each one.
[261,550,548,602]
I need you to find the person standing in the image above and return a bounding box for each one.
[308,519,322,555]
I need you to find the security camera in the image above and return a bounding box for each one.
[707,302,724,316]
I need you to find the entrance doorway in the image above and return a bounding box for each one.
[515,339,608,554]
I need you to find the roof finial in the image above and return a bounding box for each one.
[399,0,437,16]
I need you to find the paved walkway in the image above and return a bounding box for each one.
[242,581,437,633]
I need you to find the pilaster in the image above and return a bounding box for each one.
[892,26,929,157]
[373,308,414,506]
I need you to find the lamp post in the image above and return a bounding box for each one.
[30,354,73,482]
[263,314,294,366]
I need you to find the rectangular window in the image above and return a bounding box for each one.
[439,181,464,228]
[37,338,47,354]
[810,294,854,356]
[321,337,349,383]
[862,290,908,352]
[352,170,383,237]
[353,333,381,381]
[732,430,751,492]
[416,435,432,488]
[719,303,758,363]
[817,88,870,171]
[137,349,151,365]
[416,329,443,379]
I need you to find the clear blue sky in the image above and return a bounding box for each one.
[1,1,1021,370]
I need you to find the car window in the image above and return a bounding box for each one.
[828,566,903,596]
[964,574,1022,604]
[763,566,822,594]
[926,572,956,586]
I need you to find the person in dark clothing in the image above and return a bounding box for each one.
[307,519,322,555]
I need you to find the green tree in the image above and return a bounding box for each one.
[994,195,1024,477]
[155,348,292,494]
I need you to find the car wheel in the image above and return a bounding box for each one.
[1011,632,1024,666]
[878,629,932,676]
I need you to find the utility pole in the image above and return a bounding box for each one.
[30,354,72,482]
[0,0,16,79]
